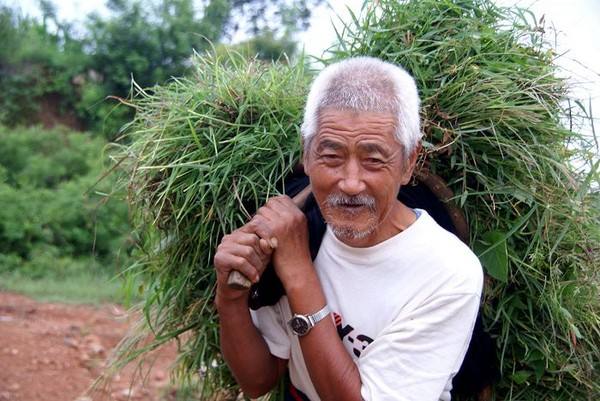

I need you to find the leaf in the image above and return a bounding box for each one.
[512,188,534,205]
[475,230,508,282]
[512,370,531,385]
[532,360,546,382]
[459,190,468,207]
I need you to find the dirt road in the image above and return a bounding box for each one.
[0,292,178,401]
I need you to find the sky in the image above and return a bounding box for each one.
[15,0,600,135]
[299,1,599,115]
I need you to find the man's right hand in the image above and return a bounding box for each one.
[214,225,274,304]
[214,224,288,399]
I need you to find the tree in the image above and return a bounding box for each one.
[0,0,320,136]
[85,0,319,95]
[0,4,88,127]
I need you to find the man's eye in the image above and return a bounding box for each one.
[322,154,341,160]
[366,158,384,164]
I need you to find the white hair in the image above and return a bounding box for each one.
[300,56,421,158]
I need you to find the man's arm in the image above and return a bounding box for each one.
[251,196,363,401]
[216,295,287,397]
[214,228,287,397]
[286,265,363,401]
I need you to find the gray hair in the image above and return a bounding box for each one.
[300,56,421,158]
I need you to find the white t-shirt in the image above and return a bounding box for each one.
[250,209,483,401]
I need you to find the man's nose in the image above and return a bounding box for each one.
[338,160,366,195]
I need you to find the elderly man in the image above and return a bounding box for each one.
[213,57,483,401]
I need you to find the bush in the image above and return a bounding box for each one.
[0,125,131,278]
[0,6,88,128]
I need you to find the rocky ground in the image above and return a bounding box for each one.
[0,292,180,401]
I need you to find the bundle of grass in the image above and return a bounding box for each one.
[328,0,599,399]
[108,52,309,396]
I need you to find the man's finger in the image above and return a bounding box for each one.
[221,241,268,273]
[269,195,297,211]
[214,252,260,284]
[256,203,280,220]
[238,223,276,250]
[259,238,273,255]
[228,231,268,257]
[263,196,303,228]
[247,217,278,249]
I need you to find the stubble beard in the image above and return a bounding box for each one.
[322,193,378,242]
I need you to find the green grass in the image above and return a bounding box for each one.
[329,0,600,399]
[0,272,131,305]
[106,2,599,399]
[106,50,310,398]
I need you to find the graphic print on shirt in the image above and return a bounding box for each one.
[333,312,374,357]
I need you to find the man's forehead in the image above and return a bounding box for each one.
[312,109,400,145]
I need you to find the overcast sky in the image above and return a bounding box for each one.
[300,1,599,107]
[15,0,600,130]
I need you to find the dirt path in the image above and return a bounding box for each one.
[0,292,178,401]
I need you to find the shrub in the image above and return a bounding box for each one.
[0,126,131,278]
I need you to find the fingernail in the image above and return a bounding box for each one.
[270,237,278,248]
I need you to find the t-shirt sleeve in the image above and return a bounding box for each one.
[358,292,481,401]
[250,303,291,360]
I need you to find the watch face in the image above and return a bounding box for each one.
[290,316,310,336]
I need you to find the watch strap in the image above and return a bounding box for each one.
[307,304,330,327]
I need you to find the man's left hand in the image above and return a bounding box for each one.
[248,195,312,286]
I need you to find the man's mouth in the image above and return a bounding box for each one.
[336,203,367,212]
[325,193,376,214]
[340,202,363,208]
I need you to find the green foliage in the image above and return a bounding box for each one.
[0,126,131,280]
[86,0,213,97]
[110,51,308,396]
[330,0,599,398]
[0,127,91,188]
[83,0,319,137]
[82,0,232,137]
[221,31,297,62]
[0,5,88,126]
[230,0,320,35]
[0,0,320,138]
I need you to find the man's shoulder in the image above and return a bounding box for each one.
[407,210,483,295]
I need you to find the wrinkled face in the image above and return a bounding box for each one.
[304,108,415,246]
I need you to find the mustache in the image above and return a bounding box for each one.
[325,193,376,210]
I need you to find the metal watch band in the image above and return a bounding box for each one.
[307,304,331,327]
[288,304,331,336]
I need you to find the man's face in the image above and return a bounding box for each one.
[304,108,416,247]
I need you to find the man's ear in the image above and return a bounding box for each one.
[400,142,421,185]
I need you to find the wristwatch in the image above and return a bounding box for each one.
[288,305,331,336]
